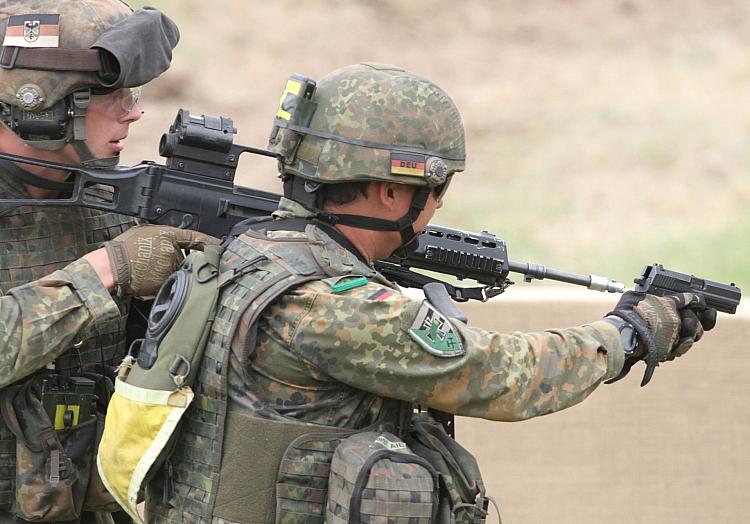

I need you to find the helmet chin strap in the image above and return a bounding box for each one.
[69,139,120,168]
[67,90,120,168]
[316,186,431,259]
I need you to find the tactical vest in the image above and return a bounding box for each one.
[0,176,134,512]
[146,224,410,524]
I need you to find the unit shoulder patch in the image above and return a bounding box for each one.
[408,301,465,358]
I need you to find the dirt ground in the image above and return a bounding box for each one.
[119,1,749,522]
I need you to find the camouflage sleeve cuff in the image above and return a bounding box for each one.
[58,258,120,324]
[588,319,627,380]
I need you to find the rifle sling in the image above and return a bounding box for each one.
[0,158,74,193]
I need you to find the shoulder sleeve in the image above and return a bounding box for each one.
[0,258,120,387]
[286,280,625,421]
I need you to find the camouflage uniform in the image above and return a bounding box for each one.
[145,198,626,524]
[0,0,178,519]
[144,64,628,523]
[0,168,131,515]
[140,61,715,523]
[234,201,625,425]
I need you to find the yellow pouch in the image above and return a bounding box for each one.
[97,379,193,523]
[96,248,223,523]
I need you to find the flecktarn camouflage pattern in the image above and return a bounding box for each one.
[0,255,123,519]
[0,0,132,111]
[146,222,392,524]
[269,63,466,187]
[1,375,98,521]
[0,167,132,517]
[145,202,627,523]
[326,431,438,523]
[0,172,132,379]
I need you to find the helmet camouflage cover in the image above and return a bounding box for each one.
[269,63,466,188]
[0,0,177,159]
[0,0,132,112]
[0,0,178,111]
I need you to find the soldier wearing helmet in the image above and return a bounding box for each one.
[0,1,216,522]
[143,63,716,523]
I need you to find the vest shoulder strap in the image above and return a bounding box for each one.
[147,234,328,523]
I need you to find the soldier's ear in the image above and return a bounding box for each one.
[373,182,412,215]
[373,182,396,208]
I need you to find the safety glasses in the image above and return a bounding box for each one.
[91,87,141,115]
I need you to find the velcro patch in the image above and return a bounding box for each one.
[408,301,464,358]
[4,14,60,48]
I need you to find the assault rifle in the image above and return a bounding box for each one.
[0,108,741,314]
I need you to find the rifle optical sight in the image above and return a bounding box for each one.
[159,108,236,157]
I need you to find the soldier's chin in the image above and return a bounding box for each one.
[109,140,125,154]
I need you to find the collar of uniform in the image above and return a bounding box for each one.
[272,197,316,220]
[251,216,370,267]
[270,198,371,265]
[311,220,370,266]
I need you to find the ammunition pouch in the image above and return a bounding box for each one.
[326,431,439,523]
[0,374,105,521]
[207,410,488,524]
[408,412,490,523]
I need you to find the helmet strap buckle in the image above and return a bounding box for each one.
[71,89,91,141]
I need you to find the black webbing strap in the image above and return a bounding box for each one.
[0,158,74,192]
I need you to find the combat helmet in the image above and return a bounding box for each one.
[268,63,466,253]
[0,0,179,166]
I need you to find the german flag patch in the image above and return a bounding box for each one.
[368,289,394,301]
[3,14,60,48]
[390,152,425,178]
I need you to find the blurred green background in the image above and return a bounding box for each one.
[124,0,749,293]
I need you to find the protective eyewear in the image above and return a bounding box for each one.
[92,87,141,115]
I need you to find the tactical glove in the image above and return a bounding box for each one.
[606,291,716,386]
[103,225,218,298]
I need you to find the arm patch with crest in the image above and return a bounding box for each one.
[408,301,465,358]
